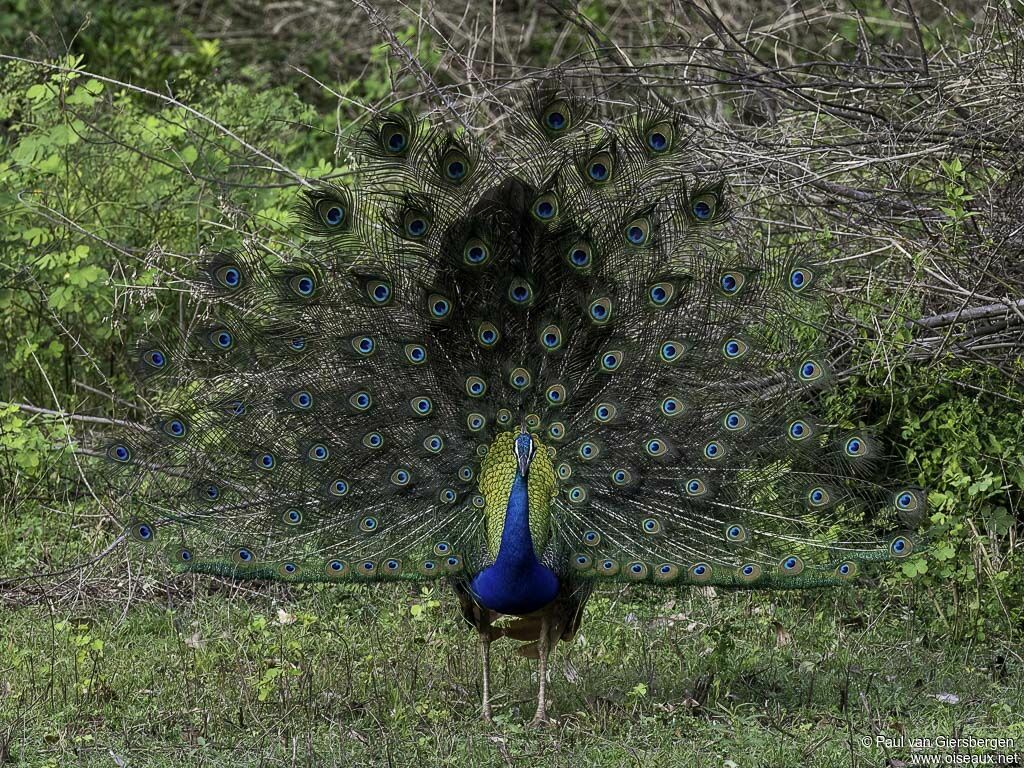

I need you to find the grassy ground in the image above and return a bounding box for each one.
[1,571,1020,767]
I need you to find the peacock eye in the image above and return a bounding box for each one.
[465,376,487,397]
[566,241,592,270]
[660,396,684,418]
[288,273,317,298]
[546,384,567,405]
[380,121,410,154]
[508,367,532,391]
[599,350,624,372]
[315,198,347,227]
[441,148,470,183]
[588,297,613,325]
[477,322,500,347]
[719,270,746,296]
[410,396,434,416]
[209,328,234,350]
[659,339,684,364]
[214,264,243,290]
[539,323,563,351]
[624,217,651,246]
[645,121,673,154]
[463,238,489,267]
[404,344,427,364]
[532,192,559,222]
[647,281,676,308]
[723,410,748,431]
[722,337,749,360]
[403,210,431,239]
[690,192,718,221]
[507,279,535,306]
[366,280,392,305]
[789,267,814,292]
[427,293,452,320]
[541,100,571,134]
[798,358,826,383]
[141,348,167,369]
[586,152,613,183]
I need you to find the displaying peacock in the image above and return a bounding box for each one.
[101,84,925,724]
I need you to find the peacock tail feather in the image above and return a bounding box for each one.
[101,83,926,590]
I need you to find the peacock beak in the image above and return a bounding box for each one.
[517,449,530,478]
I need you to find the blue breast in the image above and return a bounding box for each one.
[470,474,560,615]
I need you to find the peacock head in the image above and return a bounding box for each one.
[513,429,536,477]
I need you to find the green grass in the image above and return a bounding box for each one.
[2,575,1020,767]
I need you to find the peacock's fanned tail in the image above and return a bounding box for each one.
[102,85,925,588]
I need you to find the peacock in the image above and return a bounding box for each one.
[100,84,925,724]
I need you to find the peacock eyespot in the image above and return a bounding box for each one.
[360,516,379,532]
[176,548,193,563]
[427,294,451,319]
[545,384,567,405]
[582,530,601,547]
[789,267,814,292]
[719,271,746,295]
[844,436,866,457]
[641,517,660,534]
[349,391,372,411]
[593,403,616,423]
[439,488,457,503]
[660,396,684,418]
[724,411,747,431]
[463,238,489,267]
[160,417,188,439]
[130,522,155,543]
[788,419,811,441]
[441,149,470,183]
[404,344,427,364]
[210,329,234,350]
[352,336,375,356]
[647,281,676,308]
[573,554,592,570]
[557,463,572,480]
[288,338,306,352]
[703,441,724,460]
[689,562,713,582]
[256,452,276,471]
[458,465,474,481]
[540,324,563,351]
[367,280,392,305]
[779,555,804,575]
[645,438,667,457]
[385,559,401,573]
[434,541,452,556]
[424,434,444,453]
[380,122,409,154]
[203,483,220,500]
[509,367,531,390]
[326,559,348,577]
[403,210,431,240]
[798,359,826,382]
[600,350,623,372]
[214,264,242,290]
[236,548,254,563]
[588,297,612,324]
[567,242,592,270]
[315,198,347,227]
[890,536,913,557]
[624,217,651,246]
[836,561,858,579]
[541,101,571,133]
[626,562,648,580]
[660,339,684,363]
[568,486,587,504]
[725,524,748,543]
[894,489,922,513]
[507,279,535,306]
[738,563,762,582]
[547,422,565,440]
[284,509,302,525]
[578,441,599,460]
[808,487,830,507]
[466,413,485,432]
[723,338,749,359]
[685,478,706,496]
[465,376,487,397]
[586,152,613,183]
[690,193,718,221]
[142,348,167,369]
[478,322,500,347]
[330,479,350,497]
[645,121,673,153]
[290,391,313,410]
[410,396,433,416]
[362,431,384,449]
[289,273,317,298]
[532,193,559,221]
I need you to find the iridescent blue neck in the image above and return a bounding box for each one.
[470,474,559,615]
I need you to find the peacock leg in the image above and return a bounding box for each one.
[529,615,551,726]
[479,632,493,722]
